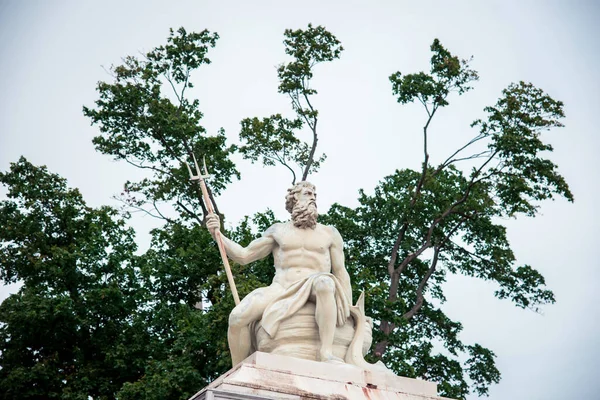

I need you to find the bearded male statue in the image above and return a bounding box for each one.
[207,182,377,369]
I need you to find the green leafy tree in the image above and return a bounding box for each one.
[320,39,573,398]
[83,27,239,223]
[0,158,148,399]
[81,27,251,397]
[0,25,574,400]
[239,24,342,183]
[0,160,242,400]
[236,31,572,397]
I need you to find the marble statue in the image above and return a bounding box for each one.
[206,182,389,373]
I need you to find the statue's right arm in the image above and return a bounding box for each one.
[206,213,276,265]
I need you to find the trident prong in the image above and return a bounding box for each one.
[202,155,210,177]
[186,153,211,182]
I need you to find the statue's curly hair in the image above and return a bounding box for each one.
[285,181,316,214]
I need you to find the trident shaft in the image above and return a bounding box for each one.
[186,154,240,305]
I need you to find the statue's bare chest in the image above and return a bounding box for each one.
[274,224,331,255]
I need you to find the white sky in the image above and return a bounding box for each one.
[1,1,599,399]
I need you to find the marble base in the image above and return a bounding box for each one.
[190,352,452,400]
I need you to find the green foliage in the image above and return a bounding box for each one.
[319,39,571,398]
[239,24,340,183]
[277,23,344,98]
[239,114,305,183]
[474,81,573,216]
[83,27,239,221]
[0,28,573,400]
[390,38,478,109]
[0,157,147,399]
[0,159,242,399]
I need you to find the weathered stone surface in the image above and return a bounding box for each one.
[190,352,453,400]
[253,302,373,361]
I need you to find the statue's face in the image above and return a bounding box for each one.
[297,186,317,208]
[291,185,318,229]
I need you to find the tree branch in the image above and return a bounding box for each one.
[377,104,440,358]
[151,199,175,223]
[165,73,182,104]
[281,144,298,185]
[386,105,438,278]
[402,246,440,320]
[436,133,487,174]
[267,151,297,185]
[300,80,319,181]
[176,200,203,226]
[180,68,191,103]
[123,201,174,223]
[376,213,475,357]
[121,157,171,175]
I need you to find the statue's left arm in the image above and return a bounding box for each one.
[330,226,352,304]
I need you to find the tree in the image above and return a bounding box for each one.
[239,31,572,397]
[81,27,249,398]
[0,158,239,399]
[0,158,147,399]
[320,40,573,397]
[0,25,573,400]
[83,27,239,223]
[239,23,341,184]
[79,26,290,398]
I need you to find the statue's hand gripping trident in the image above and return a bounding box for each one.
[186,154,241,305]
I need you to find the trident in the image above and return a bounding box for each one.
[186,154,241,305]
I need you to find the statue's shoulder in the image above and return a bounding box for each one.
[263,221,287,237]
[318,223,342,239]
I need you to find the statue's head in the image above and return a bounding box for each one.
[285,181,317,229]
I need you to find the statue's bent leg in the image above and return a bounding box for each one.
[228,286,279,366]
[311,275,341,362]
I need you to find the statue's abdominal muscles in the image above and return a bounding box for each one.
[272,225,333,288]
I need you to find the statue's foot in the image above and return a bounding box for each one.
[319,351,344,364]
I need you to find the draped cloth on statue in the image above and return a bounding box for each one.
[260,272,351,338]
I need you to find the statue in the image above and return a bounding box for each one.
[184,153,386,371]
[186,156,390,372]
[206,182,353,365]
[204,181,391,376]
[182,155,440,399]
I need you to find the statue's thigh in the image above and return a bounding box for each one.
[231,286,282,325]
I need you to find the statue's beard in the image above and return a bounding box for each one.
[291,200,318,229]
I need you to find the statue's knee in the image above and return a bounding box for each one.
[313,276,335,296]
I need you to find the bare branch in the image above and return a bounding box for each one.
[281,144,298,185]
[386,105,438,277]
[122,201,174,223]
[436,133,487,174]
[164,73,182,104]
[176,200,204,226]
[417,96,431,118]
[293,76,318,182]
[402,246,440,320]
[448,150,494,164]
[180,68,190,102]
[151,199,174,223]
[122,157,171,176]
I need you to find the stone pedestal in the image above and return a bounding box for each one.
[190,352,452,400]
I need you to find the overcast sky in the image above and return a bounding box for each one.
[1,1,599,399]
